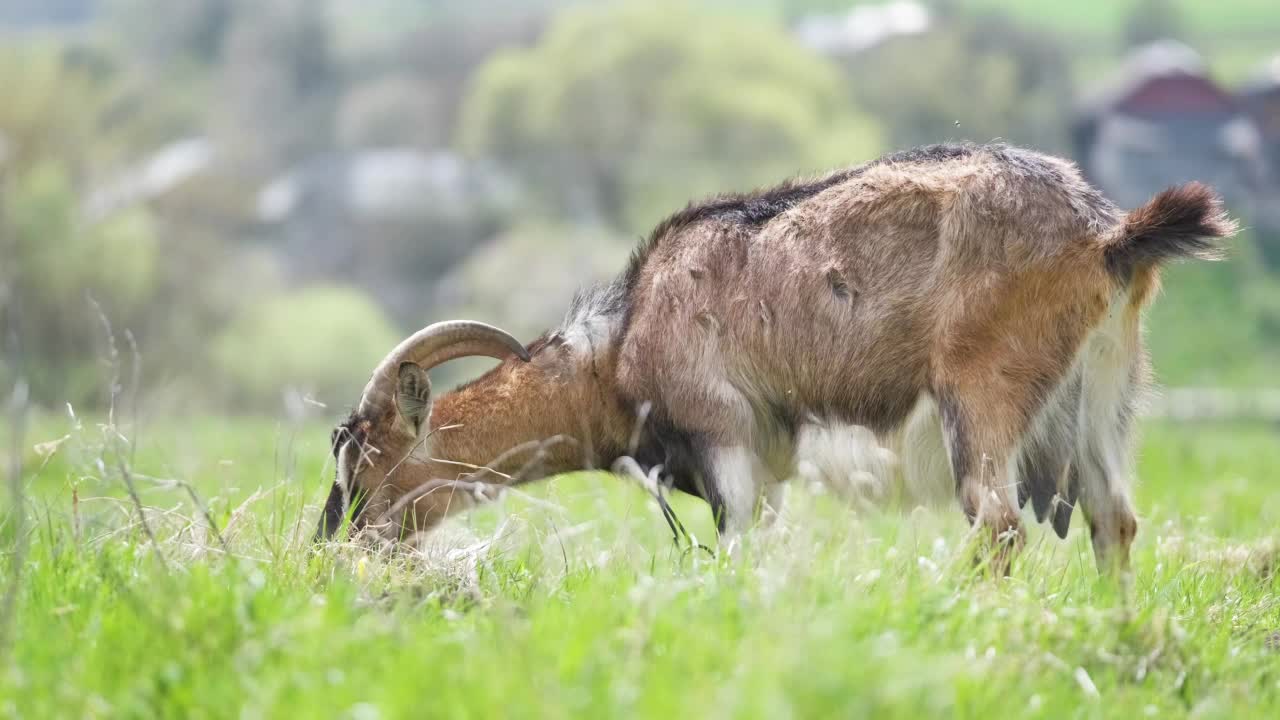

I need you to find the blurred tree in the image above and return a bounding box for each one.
[1122,0,1188,49]
[459,0,882,232]
[848,12,1073,154]
[138,170,283,399]
[210,285,400,410]
[0,45,271,410]
[373,2,549,150]
[329,0,556,60]
[255,147,518,328]
[98,0,230,153]
[213,0,339,175]
[0,46,100,170]
[336,74,449,149]
[0,46,161,406]
[106,0,234,66]
[2,161,160,406]
[428,221,632,388]
[435,222,632,341]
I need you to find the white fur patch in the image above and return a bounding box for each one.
[1074,289,1140,508]
[796,422,896,507]
[794,398,954,511]
[558,283,625,358]
[336,441,354,508]
[707,445,773,534]
[893,396,955,509]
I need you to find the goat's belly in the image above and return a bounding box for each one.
[794,396,954,510]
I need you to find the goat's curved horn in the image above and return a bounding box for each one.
[360,320,530,412]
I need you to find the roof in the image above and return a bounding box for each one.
[1077,40,1238,119]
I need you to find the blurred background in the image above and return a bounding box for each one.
[1,0,1278,418]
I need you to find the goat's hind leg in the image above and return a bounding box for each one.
[1075,336,1141,576]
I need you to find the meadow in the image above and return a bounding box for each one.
[931,0,1280,83]
[5,0,1280,716]
[1,407,1278,719]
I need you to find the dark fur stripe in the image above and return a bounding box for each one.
[1052,465,1080,539]
[314,482,346,541]
[936,393,971,496]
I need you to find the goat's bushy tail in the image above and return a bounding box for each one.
[1104,182,1236,279]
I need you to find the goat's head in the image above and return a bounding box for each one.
[314,320,530,542]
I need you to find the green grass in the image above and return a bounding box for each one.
[964,0,1280,38]
[2,412,1279,718]
[1145,256,1280,388]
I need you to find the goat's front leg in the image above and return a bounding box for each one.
[701,444,773,550]
[937,391,1027,577]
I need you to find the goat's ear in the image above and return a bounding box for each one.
[395,362,433,435]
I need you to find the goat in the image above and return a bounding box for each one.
[314,142,1235,574]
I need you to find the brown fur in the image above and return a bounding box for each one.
[319,143,1233,574]
[326,339,633,539]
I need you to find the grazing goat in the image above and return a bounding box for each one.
[315,143,1234,574]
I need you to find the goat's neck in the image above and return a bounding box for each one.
[423,353,629,484]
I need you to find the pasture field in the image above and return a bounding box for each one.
[965,0,1280,37]
[1,412,1279,719]
[967,0,1280,82]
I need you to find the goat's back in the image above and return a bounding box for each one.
[615,144,1126,440]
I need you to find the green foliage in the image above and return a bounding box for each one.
[10,165,157,310]
[2,161,160,406]
[211,286,400,409]
[849,13,1073,153]
[459,0,883,231]
[0,45,100,169]
[0,45,182,408]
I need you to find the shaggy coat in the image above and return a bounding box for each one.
[317,143,1234,574]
